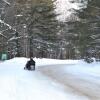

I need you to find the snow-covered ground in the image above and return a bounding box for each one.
[0,57,100,100]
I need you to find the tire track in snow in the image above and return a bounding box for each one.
[38,64,100,100]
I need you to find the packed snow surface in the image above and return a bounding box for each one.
[0,57,100,100]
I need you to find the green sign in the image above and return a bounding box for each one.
[1,53,7,60]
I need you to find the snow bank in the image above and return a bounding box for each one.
[34,58,79,66]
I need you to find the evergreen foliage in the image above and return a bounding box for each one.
[0,0,100,61]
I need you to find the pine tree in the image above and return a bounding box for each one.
[76,0,100,60]
[27,0,58,58]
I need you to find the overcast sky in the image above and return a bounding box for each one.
[54,0,88,21]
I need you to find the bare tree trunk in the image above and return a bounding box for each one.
[23,25,30,58]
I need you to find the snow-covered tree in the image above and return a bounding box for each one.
[0,0,59,58]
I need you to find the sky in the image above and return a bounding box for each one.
[55,0,88,21]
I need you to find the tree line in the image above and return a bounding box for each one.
[0,0,100,61]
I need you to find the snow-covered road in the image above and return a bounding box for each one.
[0,58,100,100]
[0,63,67,100]
[39,64,100,100]
[0,58,88,100]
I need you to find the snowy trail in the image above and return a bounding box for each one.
[0,58,100,100]
[0,64,67,100]
[39,64,100,100]
[0,58,88,100]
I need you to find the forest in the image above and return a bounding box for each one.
[0,0,100,61]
